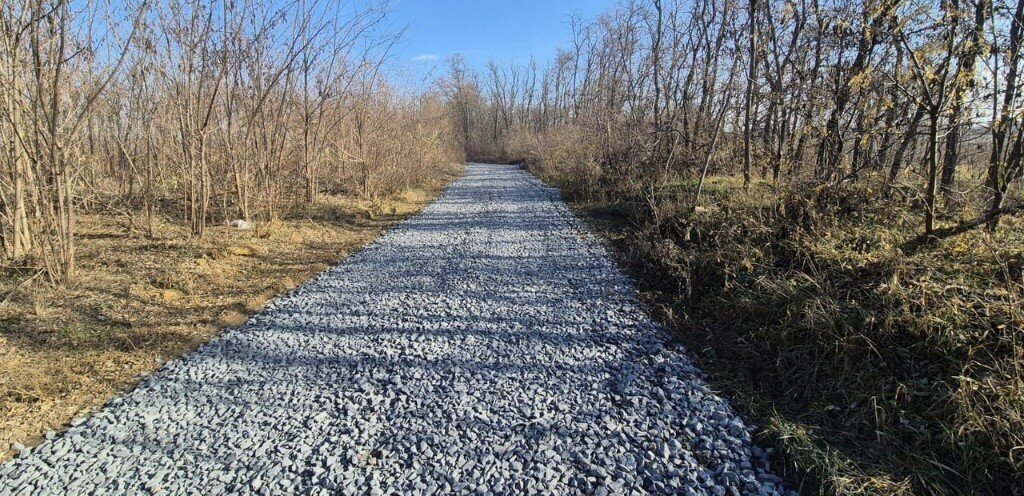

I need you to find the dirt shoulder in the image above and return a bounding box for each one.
[0,166,461,461]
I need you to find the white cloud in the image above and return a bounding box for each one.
[411,53,439,62]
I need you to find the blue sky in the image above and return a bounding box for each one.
[384,0,611,86]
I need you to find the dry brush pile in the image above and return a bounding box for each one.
[437,0,1024,493]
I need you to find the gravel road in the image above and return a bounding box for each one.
[0,164,790,495]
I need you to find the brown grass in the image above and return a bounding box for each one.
[538,165,1024,495]
[0,165,461,460]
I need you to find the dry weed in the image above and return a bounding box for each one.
[0,168,459,460]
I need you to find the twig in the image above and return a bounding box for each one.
[0,268,45,307]
[902,203,1024,254]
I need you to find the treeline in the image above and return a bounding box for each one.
[445,0,1022,231]
[0,0,462,283]
[437,0,1023,493]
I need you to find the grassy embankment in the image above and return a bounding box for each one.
[0,164,462,461]
[533,164,1024,495]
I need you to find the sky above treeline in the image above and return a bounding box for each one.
[384,0,612,88]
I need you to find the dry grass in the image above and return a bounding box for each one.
[0,165,461,460]
[538,163,1024,495]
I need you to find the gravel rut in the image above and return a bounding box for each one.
[0,164,789,495]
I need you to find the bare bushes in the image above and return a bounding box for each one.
[0,0,141,283]
[513,125,606,200]
[327,92,461,201]
[0,0,462,283]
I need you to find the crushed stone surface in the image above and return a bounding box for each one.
[0,164,791,495]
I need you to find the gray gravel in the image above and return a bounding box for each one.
[0,164,790,495]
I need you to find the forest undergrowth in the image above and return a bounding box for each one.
[534,163,1023,495]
